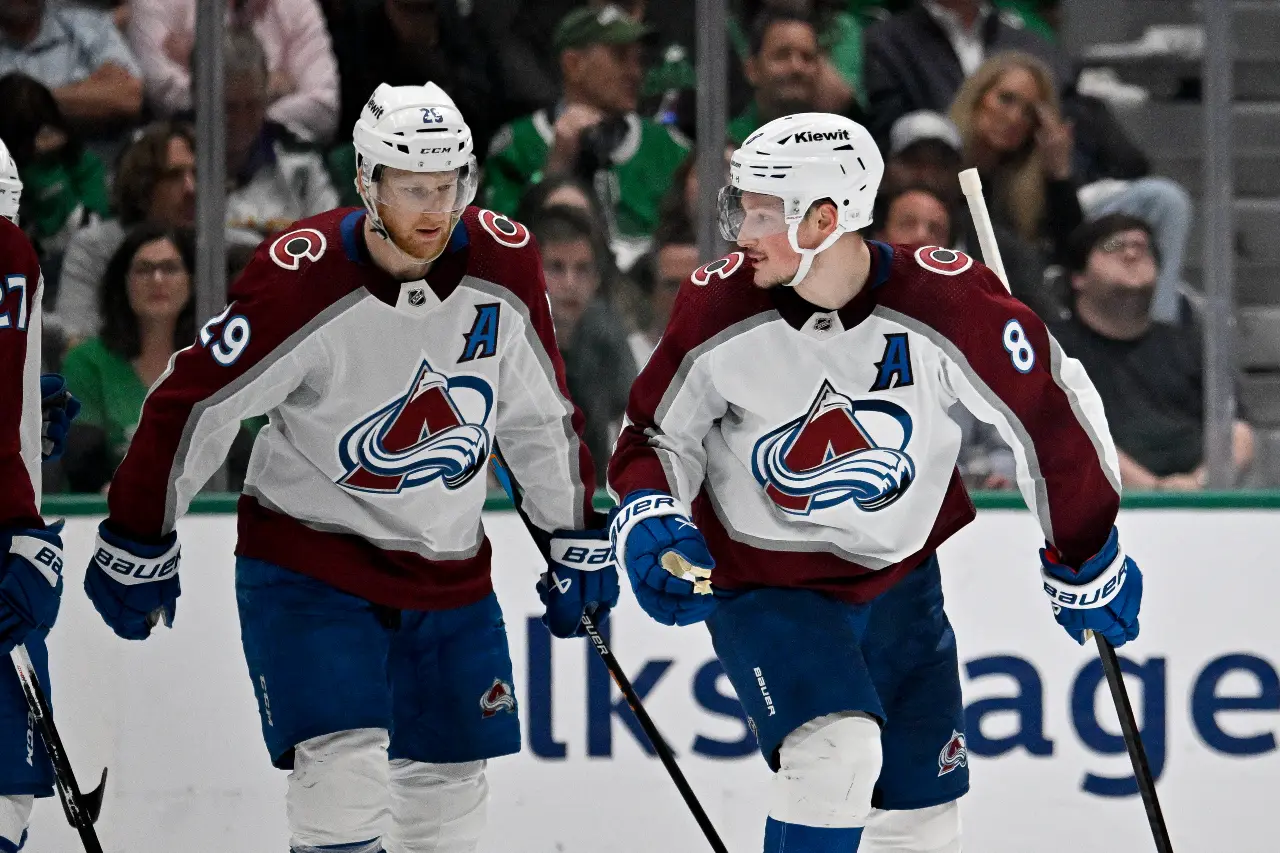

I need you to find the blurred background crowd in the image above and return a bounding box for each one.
[2,0,1271,495]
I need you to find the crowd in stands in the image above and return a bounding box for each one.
[0,0,1237,493]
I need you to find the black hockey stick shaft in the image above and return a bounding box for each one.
[489,450,729,853]
[9,645,107,853]
[1094,634,1174,853]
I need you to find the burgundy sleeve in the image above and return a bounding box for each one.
[885,262,1121,565]
[107,252,331,539]
[0,229,42,529]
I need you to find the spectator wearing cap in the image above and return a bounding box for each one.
[884,109,1051,317]
[54,120,196,340]
[483,4,690,265]
[129,0,339,143]
[528,203,638,469]
[728,9,866,145]
[1051,214,1254,490]
[0,0,144,129]
[864,0,1067,148]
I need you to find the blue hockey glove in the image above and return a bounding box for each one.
[609,490,717,627]
[536,529,619,638]
[40,373,81,461]
[0,523,65,656]
[84,522,181,641]
[1041,526,1142,647]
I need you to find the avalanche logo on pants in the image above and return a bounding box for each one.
[480,678,516,718]
[338,358,493,494]
[752,380,916,515]
[937,730,968,776]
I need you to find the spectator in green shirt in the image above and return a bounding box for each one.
[61,223,196,492]
[0,72,108,254]
[483,4,689,266]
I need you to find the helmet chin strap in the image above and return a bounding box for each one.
[784,221,846,288]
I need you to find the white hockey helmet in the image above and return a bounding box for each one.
[352,82,478,262]
[719,112,884,287]
[0,137,23,224]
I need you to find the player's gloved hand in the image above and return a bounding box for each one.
[609,490,717,627]
[83,522,181,641]
[1040,526,1142,647]
[536,529,619,638]
[40,373,81,461]
[0,522,65,656]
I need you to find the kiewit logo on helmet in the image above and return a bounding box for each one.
[365,96,385,119]
[784,129,852,144]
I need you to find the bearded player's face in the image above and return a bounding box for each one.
[735,192,801,289]
[374,167,459,261]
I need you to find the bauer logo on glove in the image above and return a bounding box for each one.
[93,543,181,586]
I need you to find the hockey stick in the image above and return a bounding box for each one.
[9,644,107,853]
[488,449,730,853]
[959,168,1174,853]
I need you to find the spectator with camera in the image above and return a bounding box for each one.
[1051,214,1254,490]
[484,4,689,266]
[54,120,196,340]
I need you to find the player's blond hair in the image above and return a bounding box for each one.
[950,51,1063,245]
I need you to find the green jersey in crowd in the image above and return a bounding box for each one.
[482,109,690,238]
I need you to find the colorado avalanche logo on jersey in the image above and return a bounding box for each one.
[937,730,968,777]
[338,358,493,494]
[752,381,916,515]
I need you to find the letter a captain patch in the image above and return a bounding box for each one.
[459,303,500,362]
[869,333,914,391]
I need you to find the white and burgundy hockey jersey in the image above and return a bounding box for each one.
[0,218,45,530]
[107,207,597,609]
[608,241,1122,603]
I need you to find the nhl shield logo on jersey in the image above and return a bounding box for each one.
[914,246,973,276]
[477,209,530,248]
[269,228,327,270]
[338,358,493,494]
[691,252,745,286]
[480,678,517,718]
[752,380,916,515]
[937,730,968,776]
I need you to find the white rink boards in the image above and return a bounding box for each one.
[23,507,1280,852]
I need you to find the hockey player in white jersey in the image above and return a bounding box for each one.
[0,136,81,851]
[608,113,1143,852]
[81,84,618,853]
